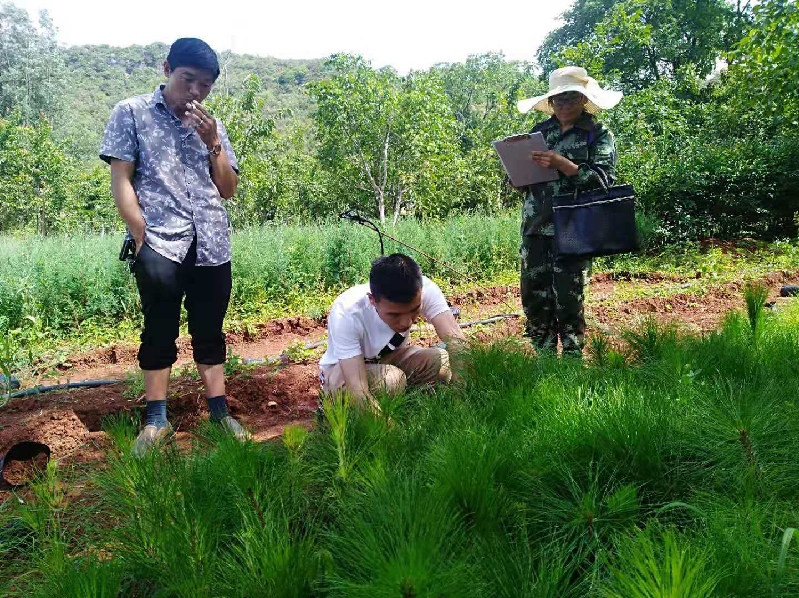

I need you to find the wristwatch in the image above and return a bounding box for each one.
[208,141,222,157]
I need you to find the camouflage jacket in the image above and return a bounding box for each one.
[521,112,617,236]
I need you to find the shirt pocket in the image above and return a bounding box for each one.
[564,144,589,165]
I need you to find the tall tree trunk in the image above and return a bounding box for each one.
[379,129,390,225]
[376,189,386,225]
[392,188,404,226]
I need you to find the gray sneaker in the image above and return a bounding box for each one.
[219,416,251,441]
[133,423,174,459]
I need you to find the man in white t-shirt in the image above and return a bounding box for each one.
[319,254,466,406]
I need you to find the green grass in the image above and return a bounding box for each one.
[2,214,799,375]
[0,214,519,372]
[2,292,799,596]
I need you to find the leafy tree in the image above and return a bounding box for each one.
[729,0,799,125]
[536,0,618,76]
[207,74,275,161]
[431,53,548,212]
[541,0,750,90]
[0,2,65,124]
[206,74,279,226]
[0,111,72,233]
[309,55,460,224]
[431,53,541,148]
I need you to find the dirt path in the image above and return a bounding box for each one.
[2,269,798,495]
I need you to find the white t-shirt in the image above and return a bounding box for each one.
[319,276,450,368]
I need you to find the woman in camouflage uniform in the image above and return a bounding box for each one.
[514,67,622,356]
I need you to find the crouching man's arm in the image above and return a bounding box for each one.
[337,352,409,412]
[431,310,468,380]
[338,354,384,412]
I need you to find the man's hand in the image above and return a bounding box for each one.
[184,100,238,199]
[185,101,220,151]
[430,310,468,380]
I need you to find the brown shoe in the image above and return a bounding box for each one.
[133,423,174,458]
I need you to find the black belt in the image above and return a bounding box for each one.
[365,333,407,363]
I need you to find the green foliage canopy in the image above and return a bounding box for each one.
[309,55,462,224]
[0,2,65,124]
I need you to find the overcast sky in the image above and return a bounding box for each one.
[12,0,572,73]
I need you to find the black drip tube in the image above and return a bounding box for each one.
[4,379,124,400]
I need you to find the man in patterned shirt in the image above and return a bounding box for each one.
[100,38,246,456]
[514,67,621,356]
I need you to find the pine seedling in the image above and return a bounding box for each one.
[774,527,798,597]
[100,411,138,453]
[744,282,769,339]
[324,474,479,598]
[589,332,612,367]
[478,532,587,598]
[323,392,351,483]
[218,488,320,598]
[529,464,641,550]
[622,317,679,363]
[599,525,719,598]
[29,548,125,598]
[426,426,516,535]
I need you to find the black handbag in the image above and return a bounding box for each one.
[551,166,638,259]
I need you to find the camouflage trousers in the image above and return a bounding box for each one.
[520,235,591,356]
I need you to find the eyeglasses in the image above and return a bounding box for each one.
[550,92,585,106]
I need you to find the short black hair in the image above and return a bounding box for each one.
[167,38,220,81]
[370,254,423,303]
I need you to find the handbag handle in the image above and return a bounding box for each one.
[586,164,610,192]
[570,163,609,200]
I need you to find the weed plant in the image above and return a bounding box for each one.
[2,296,799,596]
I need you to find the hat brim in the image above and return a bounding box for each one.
[517,84,623,115]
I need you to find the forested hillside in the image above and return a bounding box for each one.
[58,43,333,160]
[1,0,797,242]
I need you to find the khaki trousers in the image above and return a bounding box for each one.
[321,345,451,395]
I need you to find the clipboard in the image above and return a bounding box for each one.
[492,132,559,187]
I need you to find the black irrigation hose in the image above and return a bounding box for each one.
[339,209,385,255]
[459,313,519,328]
[4,379,124,400]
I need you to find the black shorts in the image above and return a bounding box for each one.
[133,238,231,370]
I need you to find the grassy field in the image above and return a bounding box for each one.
[0,214,518,369]
[3,213,799,373]
[1,288,799,596]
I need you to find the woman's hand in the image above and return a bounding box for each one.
[530,150,579,176]
[530,150,561,169]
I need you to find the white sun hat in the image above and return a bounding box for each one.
[517,66,623,115]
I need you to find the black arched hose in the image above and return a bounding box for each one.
[339,209,385,255]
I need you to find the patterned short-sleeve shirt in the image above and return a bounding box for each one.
[100,86,239,266]
[521,112,617,236]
